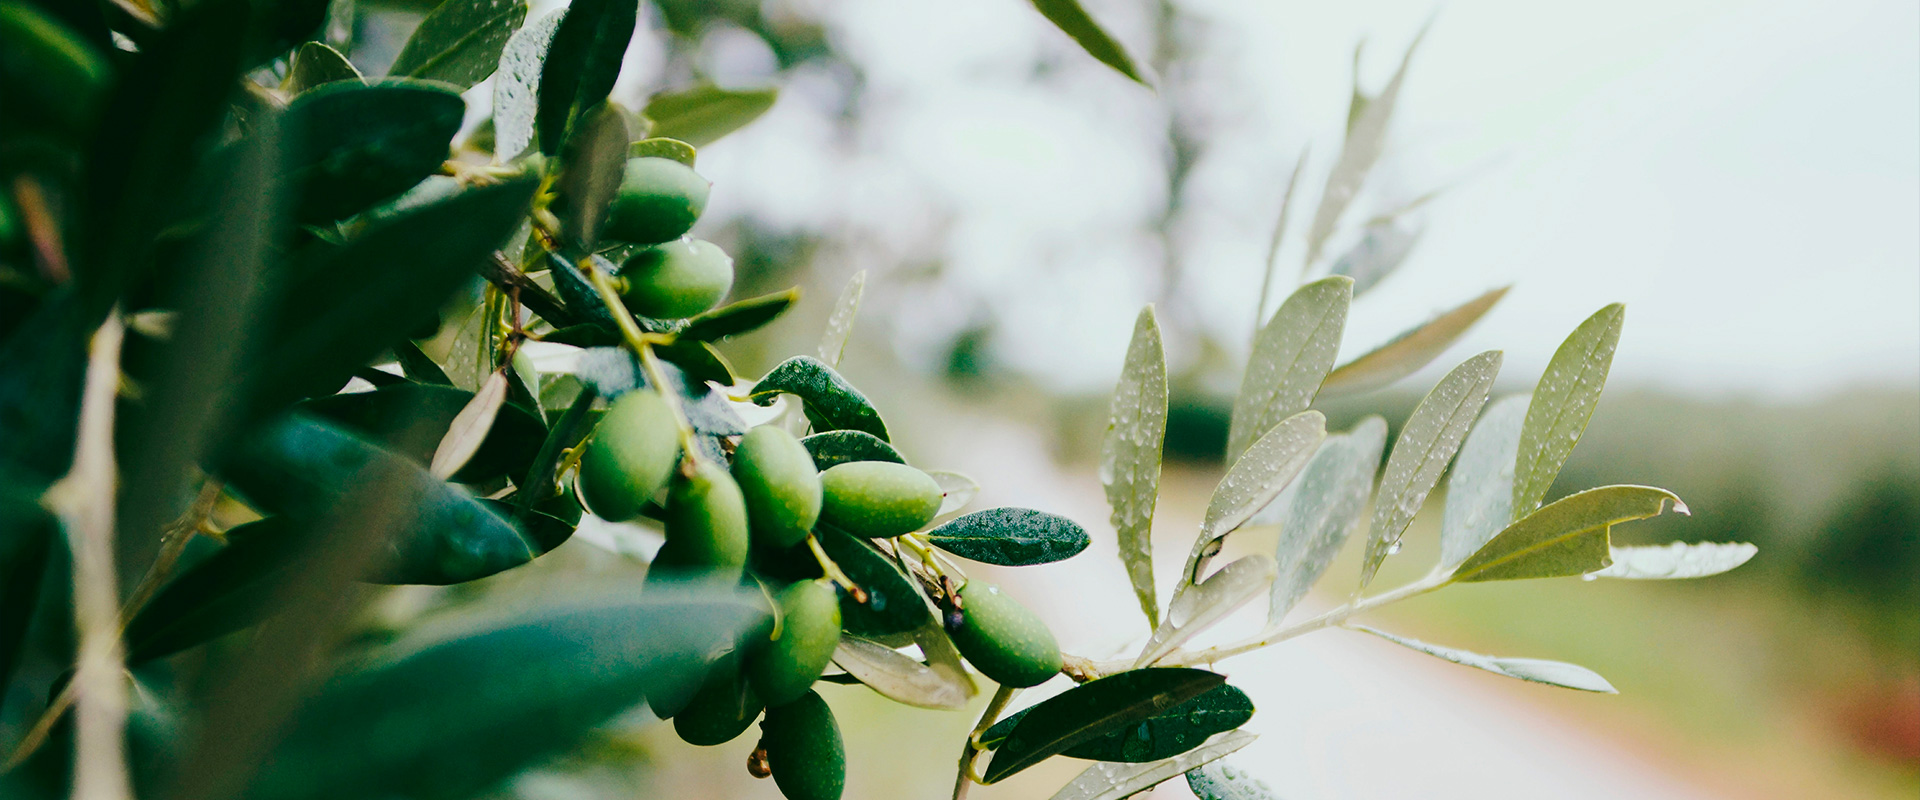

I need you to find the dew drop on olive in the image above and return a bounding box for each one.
[619,238,734,320]
[950,581,1062,688]
[748,579,841,707]
[673,658,763,746]
[654,460,750,582]
[576,391,681,523]
[732,426,822,550]
[817,461,943,538]
[760,689,845,800]
[603,156,710,245]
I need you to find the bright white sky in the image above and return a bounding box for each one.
[622,0,1920,401]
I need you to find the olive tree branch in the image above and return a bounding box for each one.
[952,684,1017,800]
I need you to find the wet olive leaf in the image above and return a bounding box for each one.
[748,356,890,441]
[816,525,930,636]
[1320,285,1508,395]
[535,0,634,154]
[928,470,980,516]
[1303,20,1429,266]
[800,430,904,469]
[926,508,1089,566]
[832,635,969,710]
[1028,0,1148,85]
[1451,485,1686,583]
[1048,729,1258,800]
[654,339,736,387]
[1589,541,1756,580]
[1270,417,1386,624]
[285,41,362,94]
[1102,306,1168,629]
[1511,303,1625,519]
[297,382,546,484]
[1438,394,1529,572]
[817,270,866,368]
[389,0,526,89]
[983,667,1225,783]
[283,81,466,223]
[1329,219,1422,296]
[1359,350,1500,590]
[493,8,564,160]
[679,288,798,341]
[1352,624,1617,693]
[642,84,779,147]
[1182,411,1325,587]
[1137,555,1276,668]
[428,370,510,479]
[556,101,631,249]
[1227,276,1350,464]
[984,683,1253,762]
[628,136,697,166]
[1186,758,1280,800]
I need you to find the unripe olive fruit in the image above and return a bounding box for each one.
[576,391,681,522]
[950,582,1062,688]
[748,579,841,707]
[603,156,710,245]
[619,238,734,320]
[760,689,845,800]
[817,461,942,538]
[732,426,822,550]
[654,461,750,581]
[674,660,763,746]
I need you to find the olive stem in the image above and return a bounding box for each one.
[803,534,864,602]
[952,685,1018,800]
[899,534,964,583]
[582,259,702,459]
[118,478,225,629]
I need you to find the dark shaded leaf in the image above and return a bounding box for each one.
[298,382,546,484]
[0,483,57,716]
[654,338,736,387]
[642,84,778,147]
[283,80,465,224]
[983,668,1224,783]
[393,339,454,386]
[801,430,903,469]
[242,0,330,67]
[0,293,88,480]
[747,356,889,441]
[535,0,635,155]
[124,517,304,664]
[285,42,363,94]
[679,288,798,341]
[984,683,1252,764]
[1028,0,1147,85]
[516,386,597,515]
[926,507,1088,566]
[556,101,631,249]
[390,0,527,89]
[816,525,929,636]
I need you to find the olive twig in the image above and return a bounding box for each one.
[952,684,1018,800]
[902,533,967,581]
[119,478,225,628]
[582,258,702,459]
[802,534,864,602]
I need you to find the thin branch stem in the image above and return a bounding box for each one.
[952,684,1017,800]
[804,535,862,601]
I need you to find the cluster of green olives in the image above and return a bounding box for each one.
[599,156,737,320]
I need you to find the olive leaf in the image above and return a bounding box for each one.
[748,356,890,441]
[1227,276,1350,464]
[629,136,697,165]
[1451,485,1687,583]
[815,525,930,636]
[0,488,57,715]
[245,589,770,800]
[123,516,306,664]
[679,288,798,341]
[832,635,969,710]
[393,340,453,386]
[493,8,565,160]
[1329,219,1422,296]
[1351,624,1617,693]
[929,470,980,516]
[983,667,1225,783]
[983,683,1253,763]
[1319,286,1508,395]
[1359,350,1501,590]
[285,41,362,94]
[1303,19,1430,267]
[1270,417,1386,624]
[555,101,632,249]
[389,0,526,89]
[1136,555,1276,668]
[1589,541,1757,580]
[1028,0,1148,85]
[1437,394,1530,572]
[297,382,546,485]
[428,370,510,479]
[283,80,467,224]
[818,270,867,368]
[800,430,904,469]
[1254,146,1310,327]
[1512,303,1625,519]
[1048,730,1258,800]
[653,339,736,387]
[643,84,779,147]
[925,508,1089,566]
[534,0,635,154]
[516,387,597,515]
[1181,410,1325,589]
[1102,306,1168,629]
[1186,758,1281,800]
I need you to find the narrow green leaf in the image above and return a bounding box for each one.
[816,524,930,636]
[1254,146,1310,331]
[390,0,526,89]
[654,338,736,387]
[799,430,903,470]
[516,386,597,515]
[1028,0,1148,85]
[124,517,305,664]
[1320,285,1508,395]
[984,683,1252,763]
[297,381,546,484]
[1352,624,1617,693]
[393,339,454,386]
[285,41,363,94]
[928,470,980,516]
[680,288,799,341]
[428,370,510,479]
[1228,276,1351,464]
[1359,350,1501,589]
[747,356,890,441]
[1452,485,1686,583]
[1186,758,1281,800]
[1137,555,1277,668]
[1511,303,1625,519]
[283,80,466,223]
[535,0,635,154]
[1303,20,1430,266]
[926,507,1089,566]
[1101,306,1168,629]
[1590,542,1756,580]
[1328,219,1421,296]
[1049,730,1258,800]
[832,635,969,710]
[628,136,697,166]
[1269,417,1386,624]
[1184,411,1325,586]
[983,668,1225,783]
[556,101,632,249]
[492,8,565,160]
[643,84,779,147]
[817,270,866,368]
[1438,394,1529,571]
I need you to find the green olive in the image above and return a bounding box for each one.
[618,238,734,320]
[950,581,1061,688]
[652,461,750,582]
[817,461,942,538]
[732,426,822,550]
[0,2,109,136]
[748,579,841,707]
[603,156,710,245]
[576,391,681,522]
[673,659,762,746]
[760,689,845,800]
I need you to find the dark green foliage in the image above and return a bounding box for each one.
[0,483,56,714]
[122,517,303,664]
[679,288,798,341]
[984,683,1254,762]
[800,430,904,470]
[927,507,1090,566]
[534,0,635,155]
[282,81,466,223]
[815,524,929,636]
[748,356,891,441]
[983,668,1226,783]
